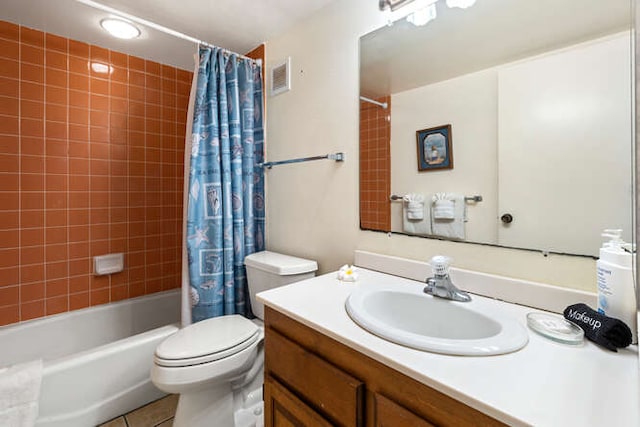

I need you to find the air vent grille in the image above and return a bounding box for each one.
[271,57,291,96]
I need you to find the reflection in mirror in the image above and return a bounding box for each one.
[359,0,633,257]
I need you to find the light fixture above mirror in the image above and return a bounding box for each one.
[379,0,420,12]
[446,0,477,9]
[379,0,477,27]
[379,0,477,10]
[406,3,437,26]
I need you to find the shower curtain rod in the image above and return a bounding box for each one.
[74,0,261,65]
[359,96,388,109]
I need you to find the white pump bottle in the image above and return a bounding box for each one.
[596,229,637,344]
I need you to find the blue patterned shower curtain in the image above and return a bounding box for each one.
[186,46,265,322]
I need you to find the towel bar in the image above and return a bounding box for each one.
[259,152,344,169]
[464,195,483,202]
[390,194,483,202]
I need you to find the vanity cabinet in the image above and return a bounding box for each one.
[264,307,506,427]
[264,322,364,426]
[264,376,334,426]
[374,393,435,427]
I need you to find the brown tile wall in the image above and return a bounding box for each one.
[359,96,391,231]
[0,20,192,326]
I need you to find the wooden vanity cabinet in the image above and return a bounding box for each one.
[264,323,364,426]
[264,307,506,427]
[374,393,436,427]
[264,376,334,426]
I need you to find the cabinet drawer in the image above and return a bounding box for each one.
[375,393,436,427]
[265,376,333,427]
[265,328,364,427]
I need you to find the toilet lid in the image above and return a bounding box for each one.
[155,315,259,366]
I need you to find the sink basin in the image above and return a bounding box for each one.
[346,286,528,356]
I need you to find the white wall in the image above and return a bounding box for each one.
[265,0,595,292]
[390,69,499,243]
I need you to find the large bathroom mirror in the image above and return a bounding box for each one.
[359,0,633,257]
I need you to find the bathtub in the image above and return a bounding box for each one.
[0,290,181,427]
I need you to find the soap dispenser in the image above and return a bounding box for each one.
[596,229,637,344]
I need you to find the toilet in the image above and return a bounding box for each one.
[151,251,318,427]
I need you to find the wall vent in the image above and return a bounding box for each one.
[271,57,291,96]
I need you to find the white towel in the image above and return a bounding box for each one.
[432,199,455,219]
[431,193,466,240]
[0,360,43,427]
[403,193,424,220]
[402,193,431,236]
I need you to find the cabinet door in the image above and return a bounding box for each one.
[375,393,436,427]
[266,328,364,426]
[265,376,333,427]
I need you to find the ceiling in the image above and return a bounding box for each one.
[361,0,632,97]
[2,0,336,70]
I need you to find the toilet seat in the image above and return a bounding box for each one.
[154,315,260,367]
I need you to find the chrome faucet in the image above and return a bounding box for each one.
[423,256,471,302]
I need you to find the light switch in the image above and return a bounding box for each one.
[94,253,124,275]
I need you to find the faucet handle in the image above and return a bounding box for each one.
[430,255,452,276]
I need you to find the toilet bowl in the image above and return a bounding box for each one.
[151,315,264,427]
[151,251,317,427]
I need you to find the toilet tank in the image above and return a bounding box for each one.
[244,251,318,320]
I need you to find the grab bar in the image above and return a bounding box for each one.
[260,152,344,169]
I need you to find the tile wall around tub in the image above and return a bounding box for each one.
[359,96,391,231]
[0,20,192,326]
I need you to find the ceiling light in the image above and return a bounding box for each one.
[406,3,437,26]
[446,0,477,9]
[100,18,140,39]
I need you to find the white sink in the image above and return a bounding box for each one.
[346,285,528,356]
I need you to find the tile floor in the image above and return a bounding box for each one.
[98,394,178,427]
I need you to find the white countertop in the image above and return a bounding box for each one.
[257,268,639,427]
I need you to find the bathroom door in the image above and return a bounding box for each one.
[497,33,632,256]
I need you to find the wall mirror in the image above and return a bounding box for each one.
[359,0,633,257]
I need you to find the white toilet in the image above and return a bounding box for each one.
[151,251,317,427]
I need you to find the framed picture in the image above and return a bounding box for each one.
[416,124,453,171]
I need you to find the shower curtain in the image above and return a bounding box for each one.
[184,46,265,324]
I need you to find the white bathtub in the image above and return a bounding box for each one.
[0,290,181,427]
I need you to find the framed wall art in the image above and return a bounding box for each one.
[416,124,453,171]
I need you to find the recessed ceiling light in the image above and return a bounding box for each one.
[100,18,140,39]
